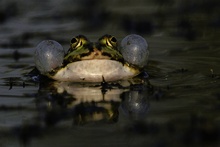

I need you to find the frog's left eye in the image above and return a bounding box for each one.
[110,36,117,43]
[107,36,117,47]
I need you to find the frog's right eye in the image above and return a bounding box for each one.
[71,37,77,44]
[70,37,82,49]
[70,35,90,49]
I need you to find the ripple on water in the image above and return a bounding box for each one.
[0,1,220,145]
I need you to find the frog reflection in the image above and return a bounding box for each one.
[35,81,150,125]
[120,88,150,120]
[72,101,120,125]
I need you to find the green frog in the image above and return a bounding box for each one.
[39,34,141,82]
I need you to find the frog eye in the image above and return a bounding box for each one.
[70,36,83,49]
[110,36,117,43]
[71,37,77,44]
[107,36,117,47]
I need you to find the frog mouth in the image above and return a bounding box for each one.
[53,60,139,82]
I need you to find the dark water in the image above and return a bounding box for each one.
[1,0,220,146]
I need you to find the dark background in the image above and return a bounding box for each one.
[0,0,220,147]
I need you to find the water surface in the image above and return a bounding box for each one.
[0,0,220,147]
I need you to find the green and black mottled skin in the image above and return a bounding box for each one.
[48,34,140,77]
[63,34,125,66]
[63,35,91,64]
[97,34,124,62]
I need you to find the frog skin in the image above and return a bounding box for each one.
[46,34,140,82]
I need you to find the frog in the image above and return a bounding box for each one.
[35,34,142,82]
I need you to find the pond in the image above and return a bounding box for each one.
[0,0,220,147]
